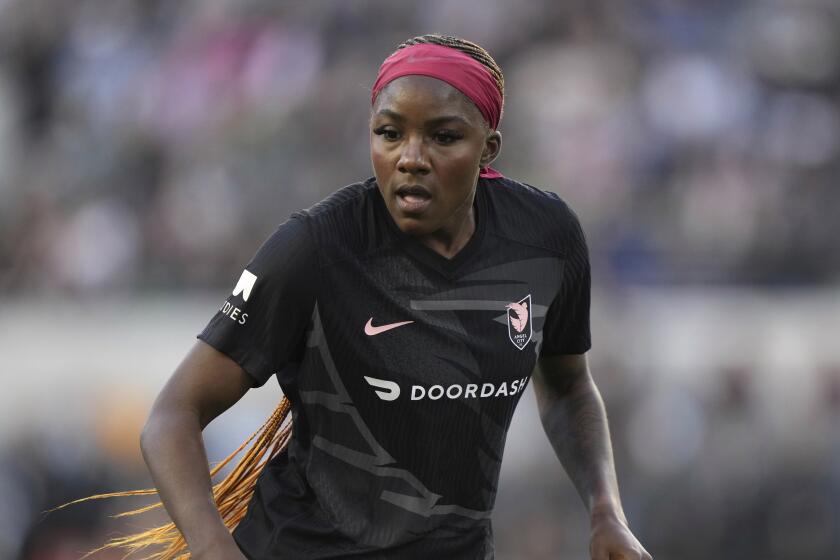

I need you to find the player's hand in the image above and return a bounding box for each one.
[589,511,652,560]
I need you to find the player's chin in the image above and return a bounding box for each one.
[392,213,438,236]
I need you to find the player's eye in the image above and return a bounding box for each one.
[373,126,400,141]
[434,130,463,145]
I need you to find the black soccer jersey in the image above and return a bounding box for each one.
[198,176,591,559]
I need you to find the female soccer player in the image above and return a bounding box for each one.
[124,34,651,559]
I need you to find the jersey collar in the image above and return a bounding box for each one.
[374,178,489,278]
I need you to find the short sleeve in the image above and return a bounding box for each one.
[197,215,317,387]
[539,209,592,357]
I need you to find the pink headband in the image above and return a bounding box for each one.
[371,43,504,179]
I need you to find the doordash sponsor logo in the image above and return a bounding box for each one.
[364,376,401,401]
[365,376,531,402]
[411,377,530,401]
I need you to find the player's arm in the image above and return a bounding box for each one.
[533,352,652,560]
[140,340,252,559]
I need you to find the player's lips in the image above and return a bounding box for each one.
[394,184,433,214]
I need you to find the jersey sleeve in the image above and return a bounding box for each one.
[539,208,592,357]
[197,215,317,387]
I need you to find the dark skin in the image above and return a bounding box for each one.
[535,354,652,560]
[140,342,250,560]
[141,75,650,559]
[370,75,501,257]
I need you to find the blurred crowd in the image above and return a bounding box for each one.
[495,362,840,560]
[1,0,838,294]
[1,0,839,558]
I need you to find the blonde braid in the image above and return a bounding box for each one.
[54,397,293,559]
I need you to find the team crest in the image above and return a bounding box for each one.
[506,295,532,350]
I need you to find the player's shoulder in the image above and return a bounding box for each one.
[291,177,381,261]
[485,176,585,255]
[294,178,377,221]
[487,176,578,220]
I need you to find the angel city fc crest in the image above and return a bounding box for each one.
[506,295,533,350]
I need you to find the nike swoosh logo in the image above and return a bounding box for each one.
[364,318,414,336]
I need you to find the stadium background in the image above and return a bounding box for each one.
[1,1,839,558]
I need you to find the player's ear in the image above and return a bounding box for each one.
[480,130,502,168]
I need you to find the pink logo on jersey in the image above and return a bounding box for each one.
[364,318,414,336]
[506,295,532,350]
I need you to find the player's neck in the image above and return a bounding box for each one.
[417,200,476,260]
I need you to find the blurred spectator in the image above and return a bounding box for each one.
[0,0,838,293]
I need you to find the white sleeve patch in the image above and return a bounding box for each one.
[232,270,258,302]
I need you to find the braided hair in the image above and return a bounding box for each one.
[53,400,293,559]
[61,34,504,560]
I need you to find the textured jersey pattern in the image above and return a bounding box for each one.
[198,177,590,559]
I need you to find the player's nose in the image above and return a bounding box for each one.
[397,135,430,175]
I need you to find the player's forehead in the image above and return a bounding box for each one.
[371,75,485,128]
